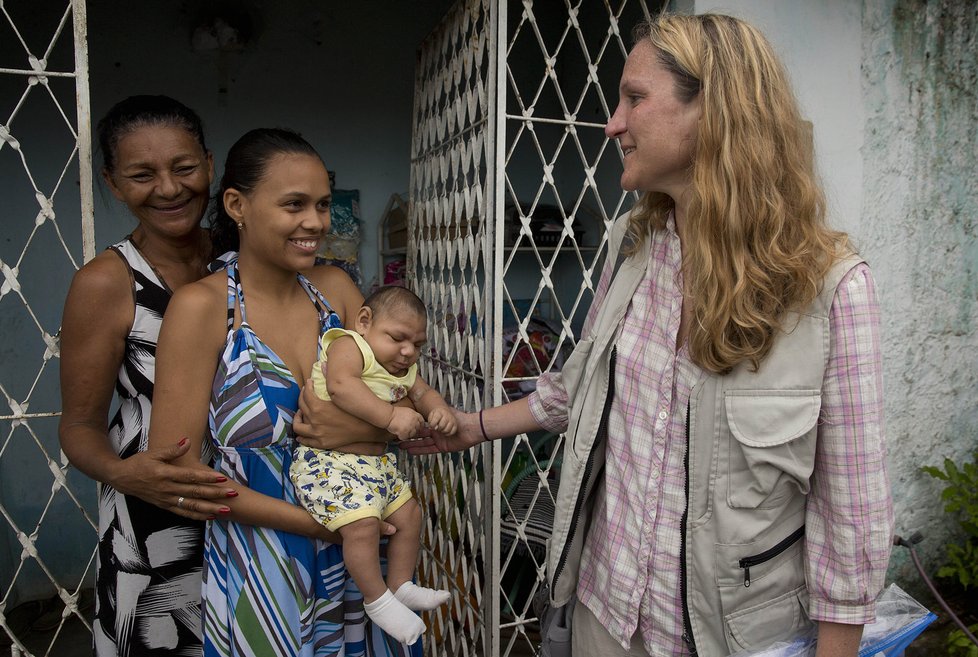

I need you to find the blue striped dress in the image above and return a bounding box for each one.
[203,258,420,657]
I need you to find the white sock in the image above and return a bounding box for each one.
[394,581,451,611]
[363,589,425,645]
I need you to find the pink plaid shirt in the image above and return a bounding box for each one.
[528,219,893,654]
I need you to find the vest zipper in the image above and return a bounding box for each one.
[550,348,617,592]
[738,525,805,587]
[681,399,697,655]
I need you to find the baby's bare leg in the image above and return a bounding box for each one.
[339,518,386,602]
[386,498,450,611]
[342,517,425,644]
[384,498,422,592]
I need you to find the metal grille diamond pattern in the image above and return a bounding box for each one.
[406,0,497,654]
[1,1,93,655]
[407,1,654,655]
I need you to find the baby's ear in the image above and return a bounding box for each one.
[355,306,373,334]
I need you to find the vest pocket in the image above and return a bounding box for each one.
[723,585,812,653]
[738,525,804,587]
[724,390,820,509]
[716,528,810,652]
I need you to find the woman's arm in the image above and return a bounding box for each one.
[815,622,863,657]
[146,280,312,533]
[401,397,544,455]
[400,223,631,454]
[308,263,364,327]
[805,264,893,655]
[59,253,229,517]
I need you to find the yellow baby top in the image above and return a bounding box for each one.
[310,327,418,403]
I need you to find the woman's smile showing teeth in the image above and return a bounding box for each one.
[290,237,319,252]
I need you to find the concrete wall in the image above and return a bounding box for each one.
[861,0,978,584]
[693,0,978,587]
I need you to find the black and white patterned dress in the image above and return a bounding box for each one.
[94,237,204,656]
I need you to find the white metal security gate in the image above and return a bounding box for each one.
[406,1,499,654]
[406,1,654,655]
[0,0,94,655]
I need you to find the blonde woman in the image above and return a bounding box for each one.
[399,13,893,657]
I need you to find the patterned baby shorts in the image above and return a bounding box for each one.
[291,446,413,531]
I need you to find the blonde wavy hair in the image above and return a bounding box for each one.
[624,13,850,373]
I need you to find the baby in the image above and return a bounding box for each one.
[290,285,456,645]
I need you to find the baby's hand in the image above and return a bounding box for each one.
[386,406,424,441]
[426,407,458,435]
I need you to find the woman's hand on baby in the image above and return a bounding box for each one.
[293,383,341,449]
[113,438,236,521]
[426,407,458,435]
[386,407,424,441]
[294,380,392,449]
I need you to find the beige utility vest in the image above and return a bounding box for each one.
[685,252,863,656]
[546,213,863,656]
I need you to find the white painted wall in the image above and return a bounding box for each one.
[692,1,864,236]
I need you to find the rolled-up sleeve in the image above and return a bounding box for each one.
[527,371,569,432]
[805,263,894,624]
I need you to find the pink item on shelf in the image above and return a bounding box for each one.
[384,259,407,287]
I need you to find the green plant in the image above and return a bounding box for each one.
[947,625,978,657]
[921,450,978,589]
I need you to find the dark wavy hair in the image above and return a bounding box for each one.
[209,128,323,256]
[96,95,207,173]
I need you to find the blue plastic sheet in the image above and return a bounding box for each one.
[727,584,936,657]
[859,610,937,656]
